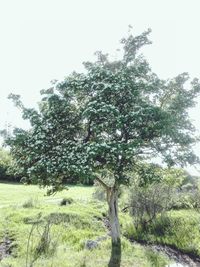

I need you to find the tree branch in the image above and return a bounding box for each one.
[83,120,92,143]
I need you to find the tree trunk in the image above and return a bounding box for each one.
[107,187,121,267]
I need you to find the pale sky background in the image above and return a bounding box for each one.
[0,0,200,175]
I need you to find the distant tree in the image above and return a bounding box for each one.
[4,29,200,266]
[0,148,10,179]
[0,148,18,181]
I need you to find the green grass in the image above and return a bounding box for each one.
[0,181,168,267]
[123,209,200,258]
[0,181,94,207]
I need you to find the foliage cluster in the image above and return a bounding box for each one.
[171,174,200,210]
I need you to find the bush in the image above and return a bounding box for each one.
[60,197,74,206]
[171,185,200,210]
[128,182,174,230]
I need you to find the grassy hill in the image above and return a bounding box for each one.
[0,181,168,267]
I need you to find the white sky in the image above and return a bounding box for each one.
[0,0,200,174]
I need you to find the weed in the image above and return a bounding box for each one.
[22,198,39,209]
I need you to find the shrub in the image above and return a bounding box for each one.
[128,182,174,230]
[171,186,200,210]
[60,197,74,206]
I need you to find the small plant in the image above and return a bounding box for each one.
[60,197,74,206]
[25,214,60,267]
[22,198,39,208]
[34,220,57,258]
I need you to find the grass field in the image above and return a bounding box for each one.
[0,181,169,267]
[0,181,94,207]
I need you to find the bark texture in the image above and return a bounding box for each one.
[107,187,121,267]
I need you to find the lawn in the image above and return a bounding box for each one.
[0,181,94,207]
[0,181,168,267]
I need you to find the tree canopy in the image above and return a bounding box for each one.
[6,29,200,192]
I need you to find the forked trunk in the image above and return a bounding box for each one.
[107,187,121,267]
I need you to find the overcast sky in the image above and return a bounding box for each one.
[0,0,200,174]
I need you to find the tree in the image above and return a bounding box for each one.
[4,29,200,266]
[0,148,11,179]
[0,148,18,181]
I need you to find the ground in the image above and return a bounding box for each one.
[0,181,168,267]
